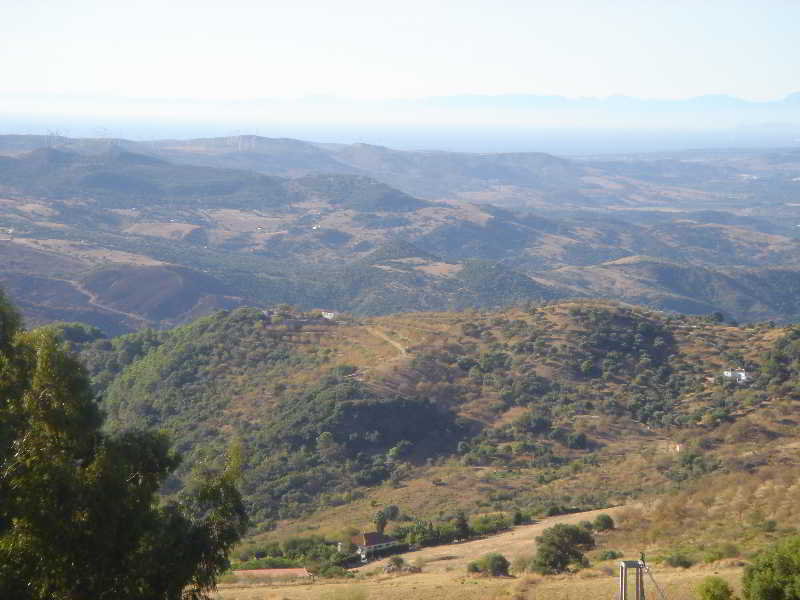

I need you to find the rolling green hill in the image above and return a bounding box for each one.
[54,298,800,538]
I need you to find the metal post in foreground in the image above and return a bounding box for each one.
[619,560,647,600]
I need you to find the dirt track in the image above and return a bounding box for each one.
[365,327,407,358]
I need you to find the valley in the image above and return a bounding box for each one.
[3,134,800,600]
[5,5,800,599]
[1,135,800,335]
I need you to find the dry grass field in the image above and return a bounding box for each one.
[215,562,744,600]
[215,506,747,600]
[353,507,626,575]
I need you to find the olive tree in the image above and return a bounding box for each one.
[532,523,595,574]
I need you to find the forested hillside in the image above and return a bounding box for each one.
[54,299,800,537]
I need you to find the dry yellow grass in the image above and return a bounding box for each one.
[215,567,745,600]
[216,505,747,600]
[356,507,626,575]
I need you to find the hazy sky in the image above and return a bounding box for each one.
[1,0,799,146]
[3,0,798,102]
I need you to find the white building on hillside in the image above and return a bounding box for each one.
[723,368,748,383]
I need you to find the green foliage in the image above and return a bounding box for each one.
[760,327,800,391]
[532,524,595,574]
[703,543,740,563]
[598,550,623,561]
[374,510,387,535]
[82,308,462,524]
[41,321,107,346]
[234,556,300,569]
[57,297,770,539]
[470,513,510,536]
[697,576,735,600]
[762,520,778,533]
[0,287,21,351]
[593,513,615,531]
[665,551,695,568]
[467,553,510,576]
[743,535,800,600]
[662,447,720,482]
[237,533,353,577]
[0,293,248,600]
[454,511,470,539]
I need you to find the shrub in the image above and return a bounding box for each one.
[593,514,615,531]
[598,550,623,561]
[387,556,404,570]
[696,576,734,600]
[761,520,777,533]
[703,543,740,563]
[471,513,510,536]
[579,520,595,532]
[318,565,351,578]
[467,553,510,576]
[743,535,800,600]
[234,556,300,569]
[331,364,358,377]
[665,551,694,568]
[532,524,595,574]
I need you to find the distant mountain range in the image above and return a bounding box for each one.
[1,134,800,333]
[3,92,799,153]
[415,91,800,111]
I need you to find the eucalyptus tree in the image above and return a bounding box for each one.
[0,288,248,600]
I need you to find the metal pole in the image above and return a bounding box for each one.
[620,563,627,600]
[635,565,643,600]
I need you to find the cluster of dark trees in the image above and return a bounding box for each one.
[0,288,248,599]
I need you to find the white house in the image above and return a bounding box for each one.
[723,368,748,383]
